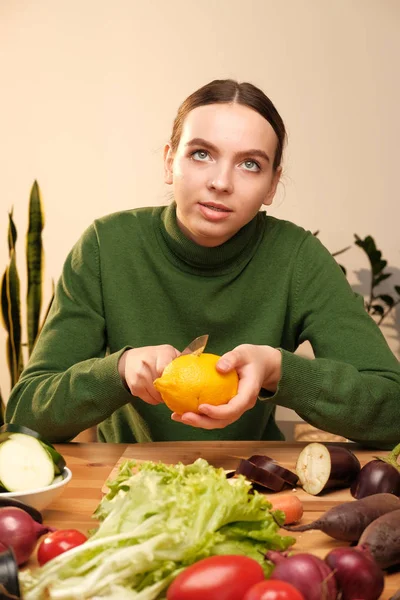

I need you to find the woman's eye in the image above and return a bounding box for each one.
[242,160,260,172]
[192,150,210,161]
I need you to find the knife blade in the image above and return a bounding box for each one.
[180,334,209,356]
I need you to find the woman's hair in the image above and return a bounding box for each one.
[170,79,286,171]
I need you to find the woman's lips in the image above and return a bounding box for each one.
[198,202,232,221]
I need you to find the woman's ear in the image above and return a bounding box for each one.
[263,166,282,206]
[164,143,174,185]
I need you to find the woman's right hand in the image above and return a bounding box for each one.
[118,345,180,405]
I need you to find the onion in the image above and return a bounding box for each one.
[0,506,54,565]
[266,550,337,600]
[325,545,384,600]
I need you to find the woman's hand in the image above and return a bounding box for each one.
[171,344,282,429]
[118,345,180,405]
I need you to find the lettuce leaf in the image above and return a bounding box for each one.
[21,458,295,599]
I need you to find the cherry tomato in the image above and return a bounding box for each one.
[37,529,88,566]
[243,580,305,600]
[166,555,265,600]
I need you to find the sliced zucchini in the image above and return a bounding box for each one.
[0,433,55,492]
[41,442,66,475]
[0,424,66,474]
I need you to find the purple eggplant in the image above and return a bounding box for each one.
[351,442,400,500]
[296,443,361,495]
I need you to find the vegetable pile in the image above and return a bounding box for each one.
[20,458,295,599]
[7,441,399,599]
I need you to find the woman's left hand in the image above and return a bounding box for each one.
[171,344,282,429]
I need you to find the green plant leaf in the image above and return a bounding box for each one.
[26,180,44,355]
[40,279,55,332]
[7,210,17,255]
[371,304,385,316]
[354,234,387,275]
[0,387,4,425]
[1,270,10,332]
[378,294,394,308]
[1,250,23,387]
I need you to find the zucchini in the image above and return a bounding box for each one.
[0,433,55,492]
[0,424,66,474]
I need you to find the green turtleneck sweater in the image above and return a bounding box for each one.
[5,205,400,447]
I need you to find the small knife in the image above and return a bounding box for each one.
[180,334,209,356]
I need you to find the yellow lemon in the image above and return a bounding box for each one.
[153,353,239,415]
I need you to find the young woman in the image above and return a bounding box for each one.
[6,80,400,448]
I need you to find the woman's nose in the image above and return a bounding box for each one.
[207,165,234,194]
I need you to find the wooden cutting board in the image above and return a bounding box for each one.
[100,442,372,510]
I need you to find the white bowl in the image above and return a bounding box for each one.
[0,467,72,512]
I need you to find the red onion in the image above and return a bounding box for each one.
[0,506,54,565]
[325,545,384,600]
[266,550,337,600]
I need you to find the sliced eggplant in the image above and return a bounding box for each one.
[248,455,299,486]
[0,496,43,523]
[0,547,20,599]
[296,442,361,495]
[235,459,287,492]
[0,433,55,492]
[0,424,66,475]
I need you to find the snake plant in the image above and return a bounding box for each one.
[1,181,54,403]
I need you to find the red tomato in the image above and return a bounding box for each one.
[37,529,88,566]
[167,555,265,600]
[243,580,305,600]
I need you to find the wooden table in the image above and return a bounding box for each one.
[39,441,400,599]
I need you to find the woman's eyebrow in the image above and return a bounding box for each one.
[185,137,270,163]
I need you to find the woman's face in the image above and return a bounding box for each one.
[164,102,281,247]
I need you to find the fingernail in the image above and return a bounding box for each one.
[218,360,230,370]
[181,415,193,424]
[198,405,209,414]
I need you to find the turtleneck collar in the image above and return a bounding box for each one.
[156,202,266,276]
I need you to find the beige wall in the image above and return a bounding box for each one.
[1,0,399,424]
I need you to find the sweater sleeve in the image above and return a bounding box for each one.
[271,232,400,448]
[5,224,132,442]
